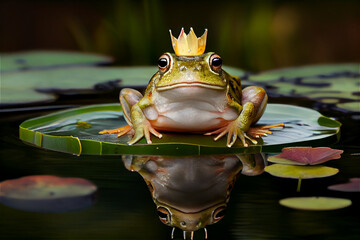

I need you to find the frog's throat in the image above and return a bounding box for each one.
[156,82,225,91]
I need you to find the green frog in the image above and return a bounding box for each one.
[100,28,283,147]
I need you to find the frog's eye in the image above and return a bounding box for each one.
[212,206,226,222]
[158,54,171,71]
[209,54,222,71]
[157,207,171,225]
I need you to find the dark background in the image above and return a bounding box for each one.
[1,0,359,71]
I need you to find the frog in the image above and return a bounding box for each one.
[100,28,283,147]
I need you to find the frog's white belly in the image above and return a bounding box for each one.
[146,87,238,132]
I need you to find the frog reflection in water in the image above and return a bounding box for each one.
[100,28,283,147]
[122,154,265,239]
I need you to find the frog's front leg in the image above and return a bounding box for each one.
[206,86,283,147]
[99,88,162,144]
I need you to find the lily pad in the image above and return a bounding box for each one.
[1,66,158,106]
[335,102,360,113]
[0,50,113,73]
[265,76,359,104]
[267,147,343,165]
[249,64,359,82]
[19,103,340,155]
[264,164,339,179]
[279,197,352,211]
[0,65,245,107]
[0,175,97,213]
[328,178,360,192]
[247,63,360,113]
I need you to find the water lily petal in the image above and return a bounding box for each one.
[268,147,343,165]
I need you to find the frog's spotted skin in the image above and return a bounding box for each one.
[100,52,282,147]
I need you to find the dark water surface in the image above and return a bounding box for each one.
[0,104,359,240]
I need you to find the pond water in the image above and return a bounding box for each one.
[0,98,359,240]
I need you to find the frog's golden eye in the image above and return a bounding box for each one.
[212,206,226,222]
[158,54,171,72]
[209,54,222,71]
[157,207,171,224]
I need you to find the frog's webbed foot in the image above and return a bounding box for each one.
[99,123,162,144]
[128,120,162,145]
[246,123,285,139]
[205,123,285,148]
[99,125,134,137]
[205,121,253,148]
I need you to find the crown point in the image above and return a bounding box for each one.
[169,28,208,56]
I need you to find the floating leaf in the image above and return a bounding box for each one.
[264,164,339,179]
[335,102,360,113]
[222,66,247,78]
[279,197,352,211]
[328,178,360,192]
[0,175,97,213]
[267,147,343,165]
[1,50,113,73]
[19,104,340,155]
[1,63,244,107]
[1,66,157,106]
[247,63,360,113]
[249,64,359,82]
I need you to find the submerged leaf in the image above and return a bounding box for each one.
[328,178,360,192]
[267,147,343,165]
[279,197,352,211]
[264,164,339,179]
[0,175,97,213]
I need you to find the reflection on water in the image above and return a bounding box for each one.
[0,175,97,213]
[122,153,265,239]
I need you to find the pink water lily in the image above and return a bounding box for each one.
[269,147,343,165]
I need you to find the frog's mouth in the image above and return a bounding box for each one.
[156,82,225,91]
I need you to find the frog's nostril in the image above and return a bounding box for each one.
[194,65,202,71]
[180,66,187,71]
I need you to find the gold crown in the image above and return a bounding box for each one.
[169,27,208,56]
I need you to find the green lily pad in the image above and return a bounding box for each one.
[0,88,56,106]
[1,65,246,107]
[0,50,113,73]
[279,197,352,211]
[247,64,360,113]
[267,147,343,165]
[222,66,246,78]
[19,103,340,155]
[264,164,339,179]
[0,175,97,213]
[268,77,359,100]
[249,63,359,82]
[1,66,156,106]
[335,102,360,113]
